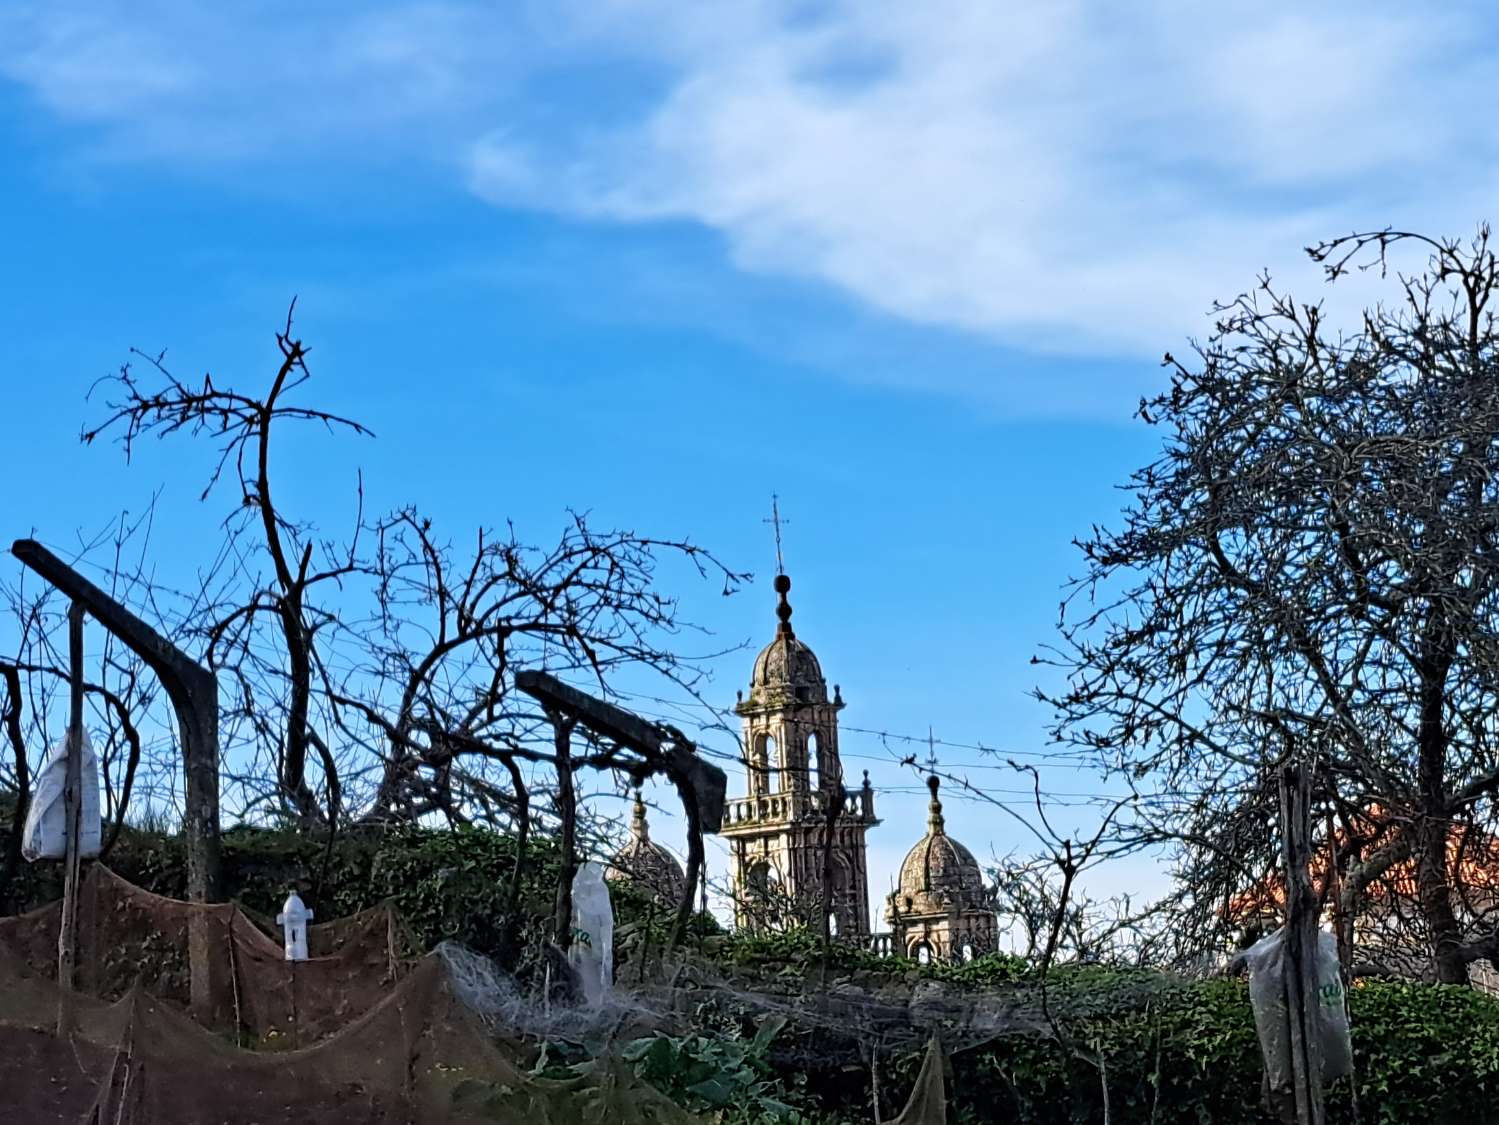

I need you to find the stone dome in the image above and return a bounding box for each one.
[890,777,991,918]
[750,633,825,692]
[606,792,687,906]
[741,574,833,709]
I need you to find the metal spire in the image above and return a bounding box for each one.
[763,494,790,576]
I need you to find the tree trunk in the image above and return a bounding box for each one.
[499,754,530,968]
[1417,813,1466,984]
[550,715,578,951]
[1417,650,1467,985]
[0,664,30,914]
[818,786,842,952]
[666,776,704,955]
[277,592,319,823]
[1279,762,1325,1125]
[57,604,86,1037]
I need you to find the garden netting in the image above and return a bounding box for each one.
[0,863,422,1044]
[0,866,718,1124]
[0,865,997,1123]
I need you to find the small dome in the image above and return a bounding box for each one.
[606,792,687,905]
[750,634,826,692]
[741,574,830,708]
[890,777,990,919]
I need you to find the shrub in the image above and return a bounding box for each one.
[901,971,1499,1125]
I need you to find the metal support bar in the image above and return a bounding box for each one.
[56,601,84,1036]
[11,539,221,902]
[514,669,726,832]
[13,538,226,1025]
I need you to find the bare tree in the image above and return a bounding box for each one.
[0,304,751,974]
[1041,227,1499,983]
[988,850,1170,966]
[84,306,366,825]
[43,308,749,946]
[330,505,743,825]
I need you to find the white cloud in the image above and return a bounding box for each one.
[5,0,1498,360]
[0,1,536,161]
[472,0,1499,354]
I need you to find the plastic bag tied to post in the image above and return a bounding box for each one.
[21,728,101,862]
[568,861,615,1006]
[1313,930,1354,1079]
[1243,927,1354,1087]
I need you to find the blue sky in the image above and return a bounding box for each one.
[2,1,1496,925]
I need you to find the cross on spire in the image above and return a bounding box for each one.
[925,729,945,833]
[763,494,790,576]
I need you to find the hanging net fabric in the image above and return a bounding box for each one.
[0,868,724,1124]
[0,939,725,1124]
[888,1036,948,1125]
[0,866,983,1123]
[0,865,422,1043]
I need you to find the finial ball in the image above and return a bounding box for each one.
[774,573,791,594]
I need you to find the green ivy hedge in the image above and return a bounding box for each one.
[2,816,722,978]
[699,932,1499,1124]
[869,972,1499,1124]
[3,820,571,966]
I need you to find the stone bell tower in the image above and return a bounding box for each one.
[720,572,878,938]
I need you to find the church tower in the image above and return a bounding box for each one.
[721,572,879,938]
[887,776,998,962]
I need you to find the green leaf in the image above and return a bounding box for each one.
[750,1015,788,1055]
[685,1076,737,1106]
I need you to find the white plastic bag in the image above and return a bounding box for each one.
[1314,930,1354,1079]
[1244,929,1293,1089]
[567,861,614,1006]
[21,729,101,862]
[1243,927,1353,1087]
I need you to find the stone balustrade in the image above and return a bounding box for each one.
[722,785,876,829]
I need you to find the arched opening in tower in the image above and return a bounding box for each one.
[747,859,773,896]
[752,733,779,795]
[743,859,784,929]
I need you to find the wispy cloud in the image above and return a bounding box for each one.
[5,1,1498,360]
[472,1,1499,354]
[0,1,536,161]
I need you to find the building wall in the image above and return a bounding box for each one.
[726,809,874,937]
[892,907,999,962]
